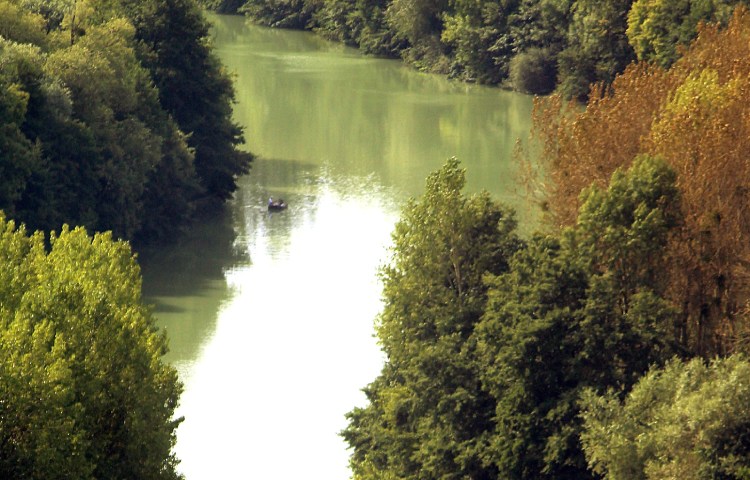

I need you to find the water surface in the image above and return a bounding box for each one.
[141,14,533,480]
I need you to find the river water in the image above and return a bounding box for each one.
[140,13,533,480]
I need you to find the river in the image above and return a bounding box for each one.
[140,13,533,480]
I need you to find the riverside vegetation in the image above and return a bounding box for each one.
[1,0,252,244]
[0,0,250,477]
[204,0,750,100]
[342,8,750,480]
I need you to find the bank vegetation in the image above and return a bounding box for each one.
[1,0,252,245]
[343,8,750,480]
[203,0,750,100]
[0,0,251,476]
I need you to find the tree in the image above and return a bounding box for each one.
[626,0,737,67]
[0,40,44,216]
[477,155,681,479]
[509,46,557,94]
[115,0,253,201]
[312,0,404,56]
[385,0,450,72]
[0,214,182,479]
[43,19,164,239]
[440,0,518,83]
[0,0,48,45]
[557,0,635,100]
[0,0,247,243]
[581,355,750,480]
[240,0,319,28]
[525,6,750,355]
[343,158,521,480]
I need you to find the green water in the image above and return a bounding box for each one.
[140,13,533,480]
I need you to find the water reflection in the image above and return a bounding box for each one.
[140,208,247,370]
[215,14,532,206]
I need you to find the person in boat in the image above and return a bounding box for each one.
[268,197,287,210]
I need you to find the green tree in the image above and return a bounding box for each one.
[477,155,681,479]
[116,0,253,200]
[507,0,570,94]
[197,0,245,13]
[626,0,738,67]
[557,0,635,100]
[441,0,517,83]
[508,0,571,52]
[343,158,521,480]
[0,40,43,216]
[17,0,73,32]
[240,0,319,28]
[0,0,244,243]
[43,19,164,238]
[0,0,48,45]
[0,214,182,479]
[581,355,750,480]
[313,0,403,55]
[509,46,557,94]
[385,0,450,71]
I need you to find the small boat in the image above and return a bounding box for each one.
[268,200,287,211]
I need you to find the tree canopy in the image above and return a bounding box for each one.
[581,355,750,480]
[343,158,521,480]
[344,156,686,479]
[526,5,750,356]
[0,0,251,244]
[344,5,750,480]
[0,214,182,479]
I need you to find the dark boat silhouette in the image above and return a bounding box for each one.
[268,200,287,211]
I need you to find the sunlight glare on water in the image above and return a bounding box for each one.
[155,165,395,479]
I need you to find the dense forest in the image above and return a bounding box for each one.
[1,0,252,244]
[202,0,750,99]
[342,8,750,480]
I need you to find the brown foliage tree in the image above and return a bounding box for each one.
[526,6,750,356]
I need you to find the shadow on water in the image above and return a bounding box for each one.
[139,207,249,366]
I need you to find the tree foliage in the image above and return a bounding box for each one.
[116,0,253,201]
[477,155,680,479]
[626,0,737,67]
[581,355,750,480]
[345,156,684,479]
[0,214,182,479]
[557,0,635,100]
[526,6,750,356]
[0,0,250,243]
[343,158,521,480]
[343,5,750,480]
[224,0,750,97]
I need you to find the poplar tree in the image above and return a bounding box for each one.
[0,215,182,479]
[343,158,521,480]
[527,6,750,355]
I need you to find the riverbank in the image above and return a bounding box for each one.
[202,1,749,103]
[200,0,620,100]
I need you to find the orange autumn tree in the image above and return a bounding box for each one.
[527,6,750,356]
